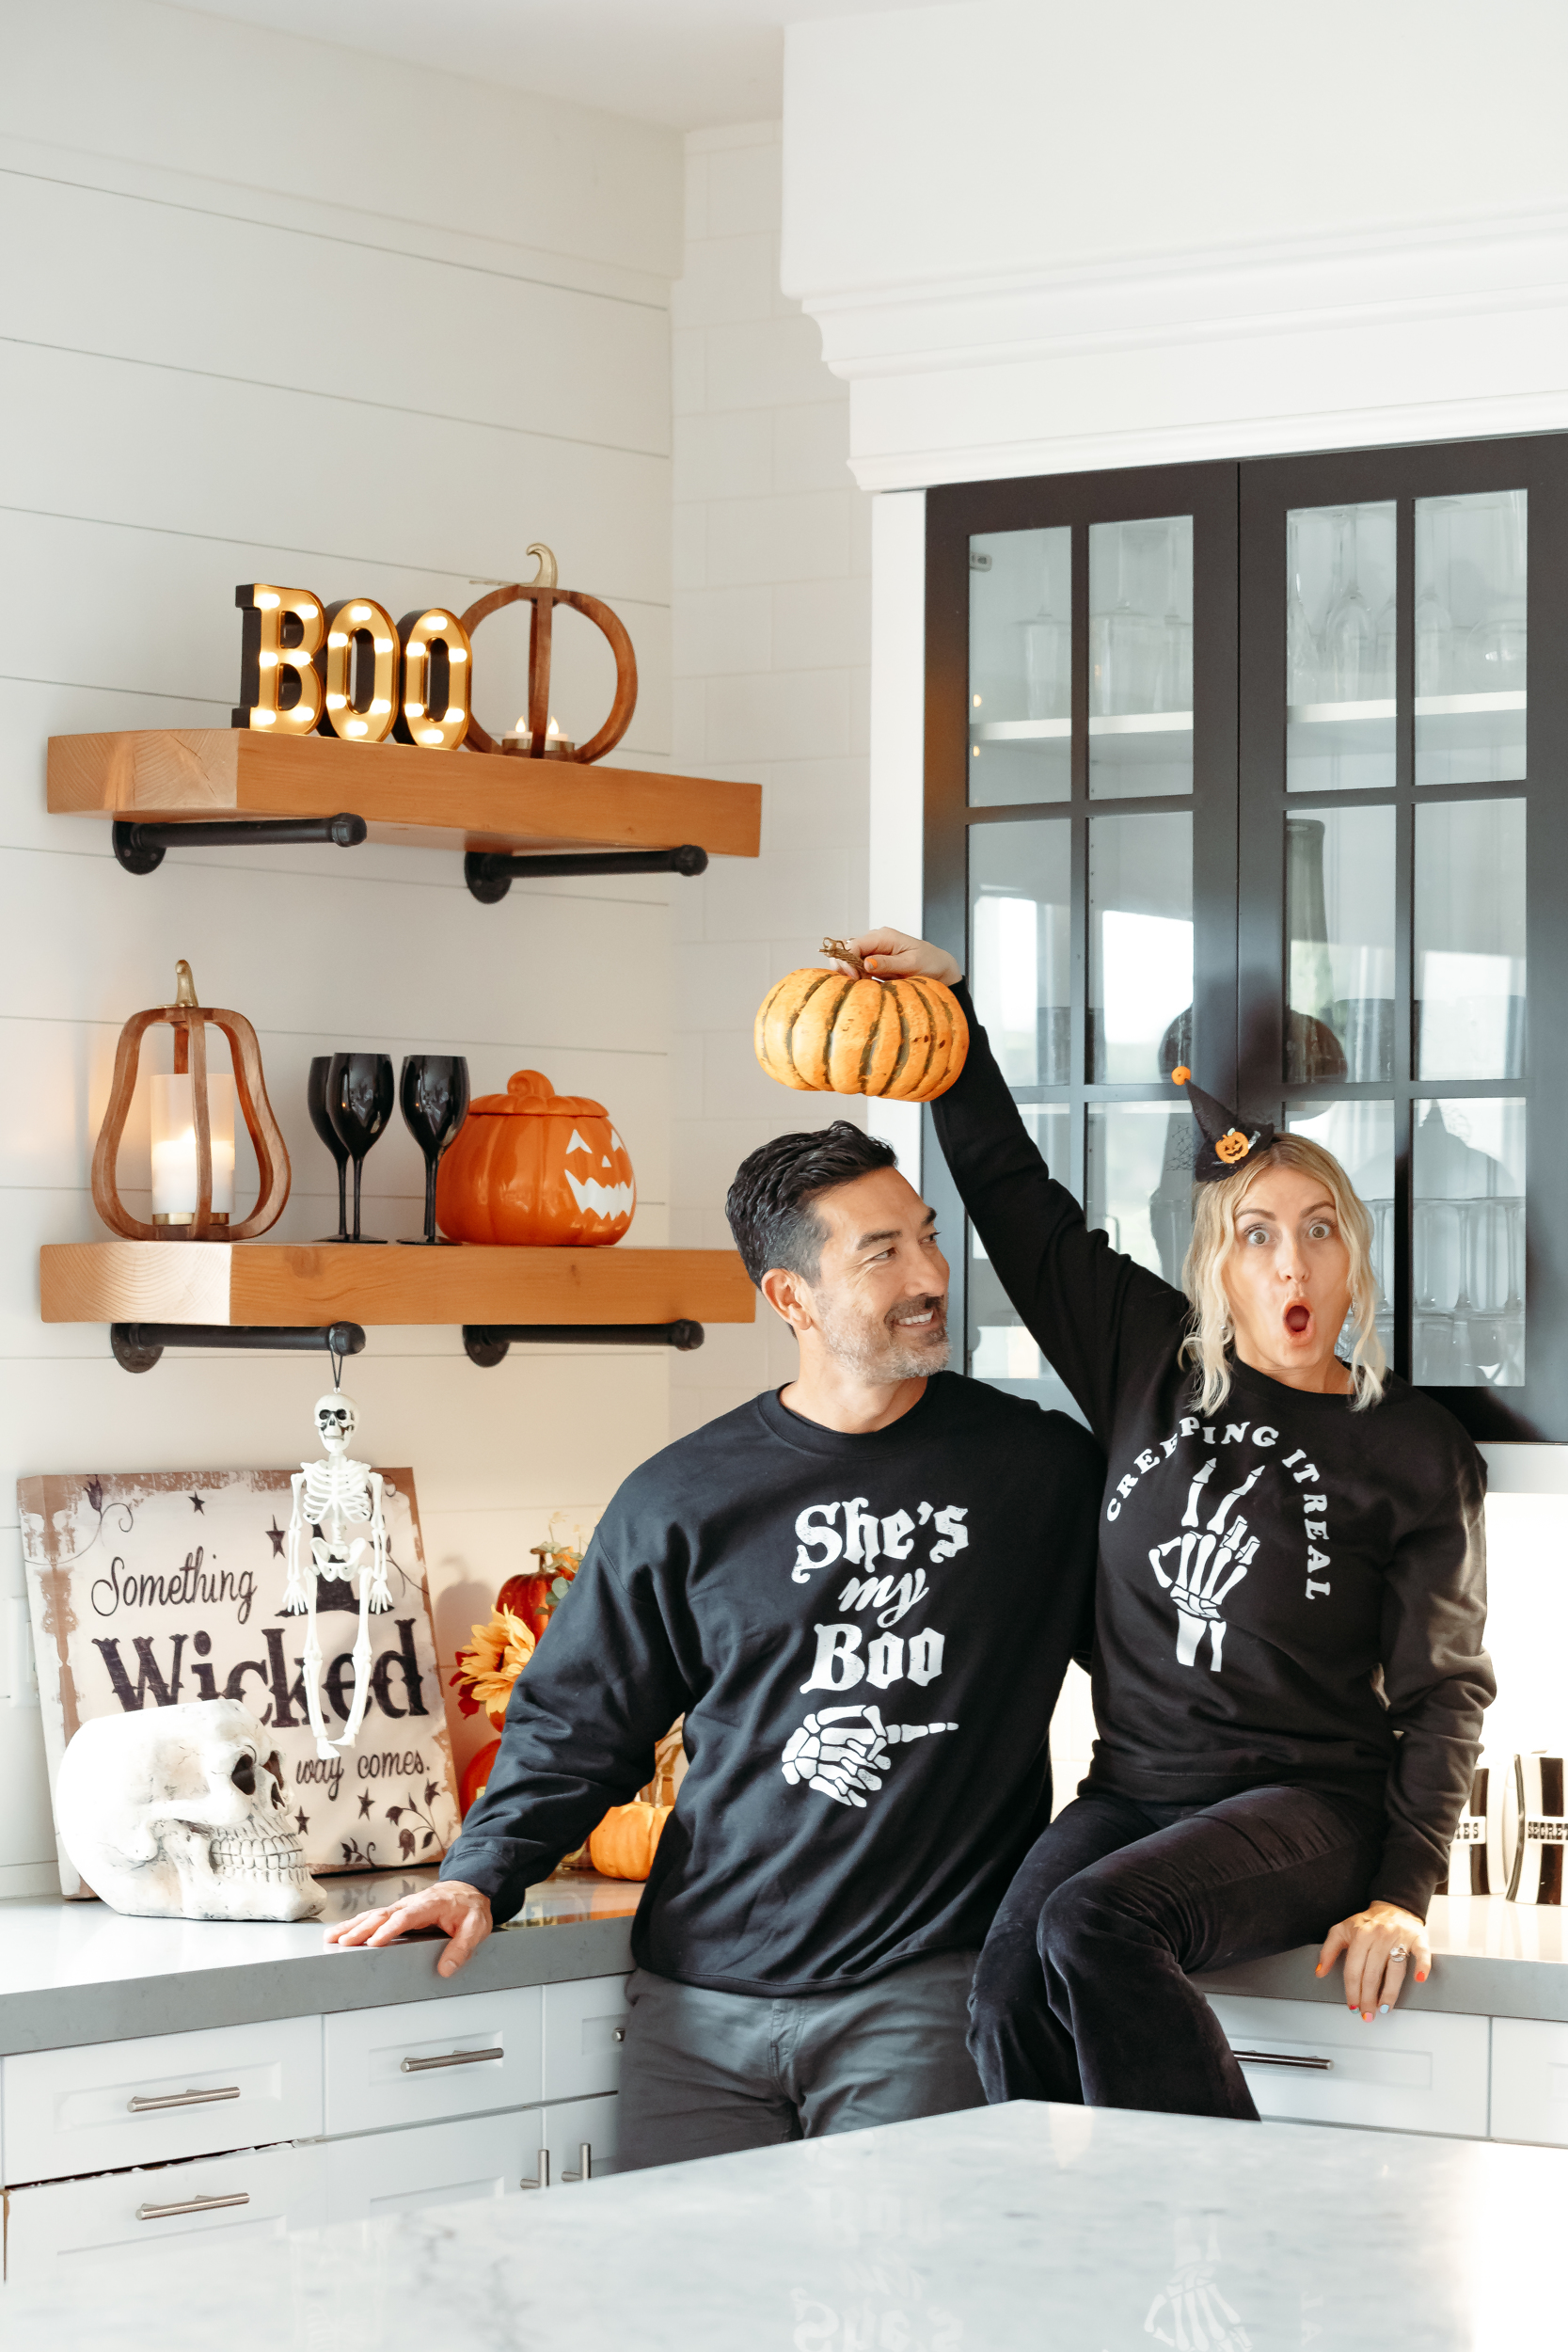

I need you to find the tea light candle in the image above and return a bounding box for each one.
[150,1073,235,1226]
[500,713,577,758]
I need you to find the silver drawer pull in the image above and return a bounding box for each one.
[612,2027,626,2043]
[1233,2049,1334,2072]
[136,2191,250,2221]
[562,2142,593,2183]
[128,2086,242,2113]
[401,2046,504,2074]
[520,2149,550,2191]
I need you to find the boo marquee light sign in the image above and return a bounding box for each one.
[232,585,473,751]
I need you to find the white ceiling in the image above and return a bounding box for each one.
[174,0,952,132]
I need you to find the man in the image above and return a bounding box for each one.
[329,1122,1102,2167]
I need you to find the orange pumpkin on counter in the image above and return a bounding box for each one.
[434,1069,635,1245]
[460,1738,501,1817]
[589,1801,670,1881]
[755,949,968,1103]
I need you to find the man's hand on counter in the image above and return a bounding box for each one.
[325,1880,494,1978]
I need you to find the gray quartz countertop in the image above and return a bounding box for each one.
[7,2097,1568,2346]
[1195,1893,1568,2022]
[0,1869,639,2055]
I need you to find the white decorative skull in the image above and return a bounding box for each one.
[314,1393,356,1451]
[55,1699,323,1921]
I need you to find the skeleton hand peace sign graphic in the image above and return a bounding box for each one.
[1147,1458,1264,1673]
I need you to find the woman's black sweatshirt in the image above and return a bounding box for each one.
[932,983,1494,1920]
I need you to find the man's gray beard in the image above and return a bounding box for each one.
[816,1295,951,1382]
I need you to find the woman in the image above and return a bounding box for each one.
[834,929,1494,2122]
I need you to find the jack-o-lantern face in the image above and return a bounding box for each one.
[1214,1130,1251,1167]
[434,1070,636,1246]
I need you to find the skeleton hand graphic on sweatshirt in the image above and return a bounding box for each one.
[443,1375,1102,1992]
[931,981,1495,1921]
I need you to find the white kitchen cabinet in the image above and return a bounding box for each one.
[1205,1995,1490,2138]
[2,2015,323,2186]
[541,1975,629,2102]
[324,2109,535,2222]
[4,2138,326,2285]
[324,1984,543,2137]
[1488,2017,1568,2145]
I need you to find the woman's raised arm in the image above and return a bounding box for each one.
[833,930,1185,1444]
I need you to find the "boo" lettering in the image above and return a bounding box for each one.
[232,583,471,752]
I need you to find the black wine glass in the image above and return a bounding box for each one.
[307,1057,351,1241]
[325,1053,395,1243]
[398,1056,470,1244]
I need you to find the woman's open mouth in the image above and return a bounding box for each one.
[1284,1302,1312,1338]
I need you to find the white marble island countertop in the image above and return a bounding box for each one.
[7,2097,1567,2348]
[0,1870,641,2054]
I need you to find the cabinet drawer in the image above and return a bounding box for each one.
[537,2092,620,2182]
[541,1976,630,2102]
[4,2139,326,2285]
[1489,2017,1568,2144]
[325,2111,533,2223]
[1206,1995,1489,2137]
[324,1986,542,2135]
[2,2016,323,2186]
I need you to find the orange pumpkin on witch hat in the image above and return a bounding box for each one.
[435,1070,635,1245]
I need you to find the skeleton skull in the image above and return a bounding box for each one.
[55,1699,323,1921]
[314,1393,357,1451]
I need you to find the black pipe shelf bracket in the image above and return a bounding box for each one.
[110,1322,368,1374]
[463,1321,705,1367]
[113,814,368,874]
[464,843,708,905]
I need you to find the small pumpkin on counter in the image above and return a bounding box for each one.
[755,941,968,1103]
[434,1069,635,1246]
[586,1720,685,1882]
[460,1737,501,1817]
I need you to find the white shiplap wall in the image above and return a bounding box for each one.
[668,123,874,1436]
[0,0,685,1890]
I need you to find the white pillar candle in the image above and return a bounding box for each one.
[150,1073,235,1223]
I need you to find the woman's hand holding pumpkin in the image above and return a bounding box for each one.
[325,1878,493,1978]
[831,929,961,988]
[1316,1899,1431,2020]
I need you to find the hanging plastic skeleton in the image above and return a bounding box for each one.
[283,1387,390,1761]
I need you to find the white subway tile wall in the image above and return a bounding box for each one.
[0,0,685,1891]
[671,124,873,1439]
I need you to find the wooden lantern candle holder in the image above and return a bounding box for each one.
[91,961,290,1241]
[460,543,638,762]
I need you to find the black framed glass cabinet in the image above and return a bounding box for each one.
[923,434,1568,1441]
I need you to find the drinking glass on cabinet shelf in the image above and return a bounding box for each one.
[1415,800,1526,1080]
[1413,1098,1526,1387]
[1286,501,1396,791]
[968,529,1072,805]
[307,1057,351,1241]
[325,1052,395,1243]
[1415,490,1527,785]
[1088,516,1194,798]
[1284,807,1395,1083]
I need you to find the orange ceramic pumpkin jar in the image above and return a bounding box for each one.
[435,1069,636,1245]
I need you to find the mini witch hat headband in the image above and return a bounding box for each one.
[1170,1066,1277,1184]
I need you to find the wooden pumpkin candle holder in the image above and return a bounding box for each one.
[91,961,291,1241]
[459,543,638,763]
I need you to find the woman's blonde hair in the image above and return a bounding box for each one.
[1180,1133,1386,1415]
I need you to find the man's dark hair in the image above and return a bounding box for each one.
[725,1121,898,1288]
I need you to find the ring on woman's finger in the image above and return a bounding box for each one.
[1388,1946,1408,1961]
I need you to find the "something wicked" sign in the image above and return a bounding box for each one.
[20,1467,461,1898]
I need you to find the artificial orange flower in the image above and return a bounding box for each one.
[451,1606,536,1728]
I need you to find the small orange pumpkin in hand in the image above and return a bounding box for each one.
[755,942,968,1103]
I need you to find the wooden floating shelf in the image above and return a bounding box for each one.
[40,1243,756,1331]
[46,729,761,860]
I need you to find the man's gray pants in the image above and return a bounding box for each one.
[616,1949,984,2170]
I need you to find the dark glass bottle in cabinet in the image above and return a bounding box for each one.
[926,433,1568,1442]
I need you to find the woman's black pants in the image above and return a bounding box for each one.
[968,1784,1386,2122]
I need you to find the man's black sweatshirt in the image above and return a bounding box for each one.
[932,981,1495,1920]
[441,1375,1102,1993]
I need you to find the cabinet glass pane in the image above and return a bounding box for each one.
[1285,808,1395,1083]
[969,530,1071,806]
[1287,501,1396,791]
[1415,491,1527,786]
[1088,812,1193,1081]
[1416,800,1526,1080]
[1086,1103,1195,1282]
[969,819,1070,1088]
[1088,516,1193,799]
[970,1108,1083,1423]
[1414,1098,1526,1388]
[1285,1100,1394,1361]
